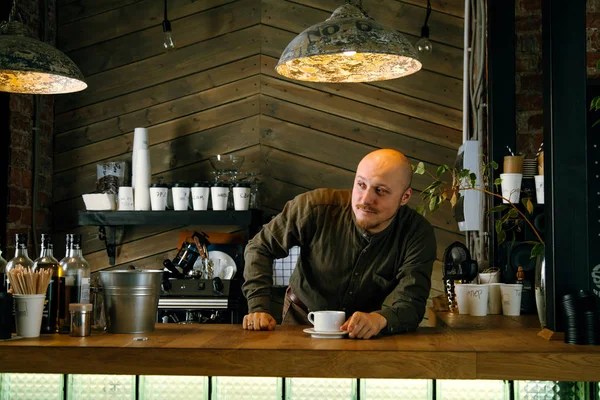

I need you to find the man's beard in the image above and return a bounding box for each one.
[354,205,398,232]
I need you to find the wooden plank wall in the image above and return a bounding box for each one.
[54,0,464,301]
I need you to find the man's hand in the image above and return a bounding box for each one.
[340,312,387,339]
[243,312,277,331]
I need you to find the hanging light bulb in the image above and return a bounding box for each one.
[275,3,421,83]
[416,0,433,55]
[0,2,86,94]
[162,0,175,51]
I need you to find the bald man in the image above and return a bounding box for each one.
[242,149,437,339]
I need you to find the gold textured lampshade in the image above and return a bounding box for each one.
[275,4,422,83]
[0,21,87,94]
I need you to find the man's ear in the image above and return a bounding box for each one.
[400,187,412,206]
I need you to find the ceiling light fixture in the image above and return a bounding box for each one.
[275,2,422,83]
[162,0,175,52]
[0,1,87,94]
[416,0,433,55]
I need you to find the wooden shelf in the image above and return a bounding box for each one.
[78,210,261,227]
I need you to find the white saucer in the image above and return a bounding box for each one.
[303,328,349,339]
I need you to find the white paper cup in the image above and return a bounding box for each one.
[478,270,500,284]
[118,186,134,211]
[233,186,251,210]
[191,186,210,211]
[307,310,345,332]
[467,284,489,316]
[487,283,503,315]
[454,284,470,315]
[149,187,168,211]
[211,186,230,211]
[500,173,522,204]
[500,284,523,316]
[172,187,190,211]
[535,175,544,204]
[13,294,45,338]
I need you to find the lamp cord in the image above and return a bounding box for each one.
[164,0,167,22]
[424,0,432,27]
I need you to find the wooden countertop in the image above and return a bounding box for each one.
[1,313,600,381]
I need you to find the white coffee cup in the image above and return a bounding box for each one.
[191,184,210,211]
[478,270,500,284]
[13,294,45,338]
[233,184,251,210]
[211,184,230,211]
[535,175,544,204]
[172,185,190,211]
[149,185,169,211]
[467,284,489,317]
[500,284,523,316]
[454,283,471,315]
[487,283,503,315]
[118,186,134,211]
[500,173,522,204]
[307,310,346,332]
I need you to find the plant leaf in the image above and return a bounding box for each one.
[415,205,426,216]
[497,230,507,245]
[490,161,498,170]
[436,165,449,178]
[508,209,519,219]
[495,220,503,234]
[526,199,534,214]
[531,243,545,258]
[469,173,477,188]
[489,204,509,213]
[415,162,425,175]
[450,191,458,208]
[429,196,437,212]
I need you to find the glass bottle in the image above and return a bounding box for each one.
[6,233,34,291]
[0,249,7,293]
[33,234,63,334]
[59,234,91,333]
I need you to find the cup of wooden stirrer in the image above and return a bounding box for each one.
[7,266,52,338]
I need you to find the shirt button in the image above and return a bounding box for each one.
[349,291,353,295]
[354,273,359,276]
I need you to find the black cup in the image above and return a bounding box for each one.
[0,292,13,339]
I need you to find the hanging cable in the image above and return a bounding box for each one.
[416,0,433,54]
[162,0,175,51]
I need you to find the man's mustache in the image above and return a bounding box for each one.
[356,204,377,213]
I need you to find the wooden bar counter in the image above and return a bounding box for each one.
[1,312,599,381]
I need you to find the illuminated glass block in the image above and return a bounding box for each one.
[285,378,356,400]
[139,376,208,400]
[360,379,432,400]
[67,374,135,400]
[212,377,281,400]
[437,379,508,400]
[0,373,64,400]
[515,381,589,400]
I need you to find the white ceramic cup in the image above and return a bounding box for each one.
[535,175,544,204]
[149,186,168,211]
[307,311,346,332]
[500,284,523,316]
[467,284,489,316]
[454,283,471,315]
[233,186,251,210]
[13,294,45,338]
[500,173,523,204]
[117,186,134,211]
[172,186,190,211]
[211,185,230,211]
[487,283,503,315]
[191,186,210,211]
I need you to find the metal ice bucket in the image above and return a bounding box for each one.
[100,270,163,334]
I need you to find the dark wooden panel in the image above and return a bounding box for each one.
[58,0,143,26]
[69,0,260,77]
[260,95,456,167]
[79,210,259,226]
[261,55,461,131]
[58,0,242,52]
[55,56,260,135]
[261,75,461,149]
[263,0,464,49]
[53,114,260,203]
[261,23,463,80]
[55,78,261,170]
[55,25,261,113]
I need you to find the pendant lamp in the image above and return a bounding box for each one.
[275,4,422,83]
[0,20,87,94]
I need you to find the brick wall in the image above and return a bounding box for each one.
[5,0,56,257]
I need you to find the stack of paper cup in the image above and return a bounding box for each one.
[133,128,151,211]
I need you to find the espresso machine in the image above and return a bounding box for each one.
[158,232,246,324]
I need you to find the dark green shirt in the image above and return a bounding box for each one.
[242,188,437,333]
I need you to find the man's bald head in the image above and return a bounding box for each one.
[357,149,413,191]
